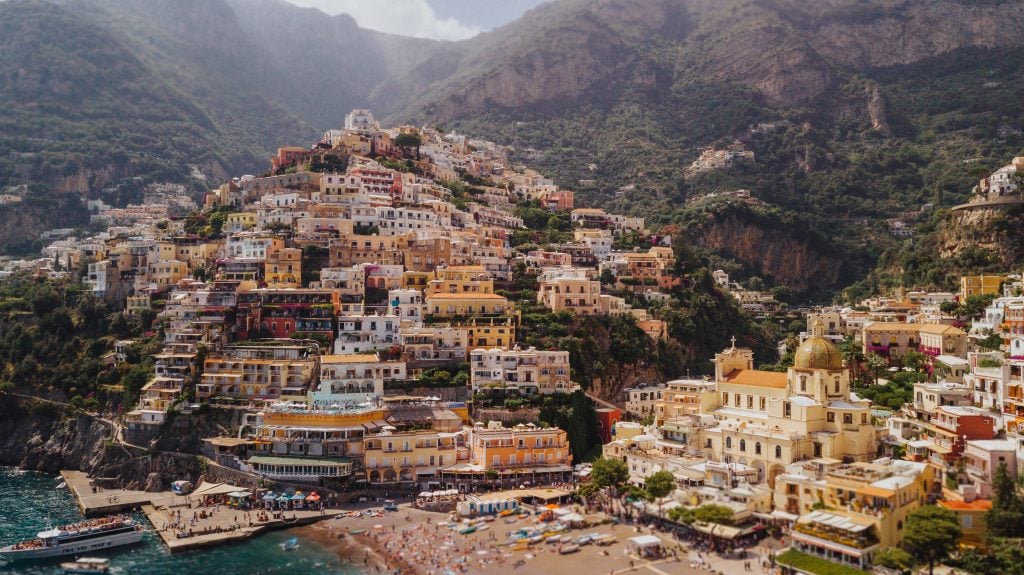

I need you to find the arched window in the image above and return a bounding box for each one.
[775,446,782,459]
[739,439,746,452]
[725,437,732,449]
[834,377,840,394]
[755,442,762,455]
[800,375,807,392]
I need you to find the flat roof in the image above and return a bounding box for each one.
[247,455,351,466]
[321,354,381,363]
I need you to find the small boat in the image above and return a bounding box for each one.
[558,544,580,554]
[382,500,398,512]
[281,537,299,551]
[56,482,67,490]
[349,529,366,536]
[544,535,562,544]
[457,526,476,535]
[60,557,110,574]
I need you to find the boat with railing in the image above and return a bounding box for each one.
[0,515,143,561]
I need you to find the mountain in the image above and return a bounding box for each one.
[0,0,431,252]
[3,0,1024,297]
[386,0,1024,296]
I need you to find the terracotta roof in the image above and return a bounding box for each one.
[918,324,966,336]
[939,499,992,511]
[722,369,788,388]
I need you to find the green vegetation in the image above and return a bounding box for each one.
[873,548,915,571]
[588,457,629,489]
[667,503,735,526]
[901,505,961,575]
[538,391,601,462]
[0,274,158,418]
[775,549,871,575]
[986,462,1024,538]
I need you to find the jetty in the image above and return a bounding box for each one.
[61,470,343,553]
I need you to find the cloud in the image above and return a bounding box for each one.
[287,0,482,41]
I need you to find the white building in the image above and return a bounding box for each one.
[469,347,574,394]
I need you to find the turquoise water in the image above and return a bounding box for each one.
[0,468,364,575]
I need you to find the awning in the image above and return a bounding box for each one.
[691,521,743,539]
[192,481,247,497]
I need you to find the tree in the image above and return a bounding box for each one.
[902,349,926,372]
[986,461,1024,537]
[644,470,676,516]
[866,353,888,385]
[901,505,961,575]
[873,547,916,571]
[692,504,735,526]
[590,457,629,490]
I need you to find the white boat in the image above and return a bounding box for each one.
[281,536,299,551]
[56,482,68,490]
[60,557,111,574]
[0,515,143,561]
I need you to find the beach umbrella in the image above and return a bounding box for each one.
[262,493,277,501]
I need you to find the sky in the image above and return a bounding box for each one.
[284,0,550,41]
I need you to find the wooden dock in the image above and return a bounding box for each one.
[62,470,343,552]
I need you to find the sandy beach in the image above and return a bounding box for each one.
[299,503,720,575]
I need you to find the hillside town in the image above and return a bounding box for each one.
[6,111,1024,575]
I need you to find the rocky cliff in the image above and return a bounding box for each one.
[0,402,207,491]
[691,213,843,294]
[938,204,1024,265]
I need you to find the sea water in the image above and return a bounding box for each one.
[0,467,364,575]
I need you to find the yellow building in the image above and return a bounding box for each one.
[704,322,878,486]
[463,316,517,350]
[937,499,992,548]
[146,260,189,289]
[265,246,302,287]
[226,212,257,232]
[537,277,602,315]
[364,429,465,485]
[777,458,936,569]
[961,274,1004,301]
[653,379,718,425]
[426,292,511,318]
[425,265,494,296]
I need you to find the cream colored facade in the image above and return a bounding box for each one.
[703,326,878,486]
[469,347,573,394]
[364,429,465,484]
[654,379,718,425]
[537,277,602,314]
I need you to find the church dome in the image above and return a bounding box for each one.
[793,320,844,370]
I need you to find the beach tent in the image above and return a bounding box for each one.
[192,481,246,498]
[627,535,663,558]
[262,493,277,501]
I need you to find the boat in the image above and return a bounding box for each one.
[56,482,68,490]
[382,500,398,512]
[349,529,366,536]
[457,526,476,535]
[558,544,580,554]
[281,537,299,551]
[60,557,111,574]
[0,515,143,561]
[544,535,562,544]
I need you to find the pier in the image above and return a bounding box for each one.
[61,470,343,552]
